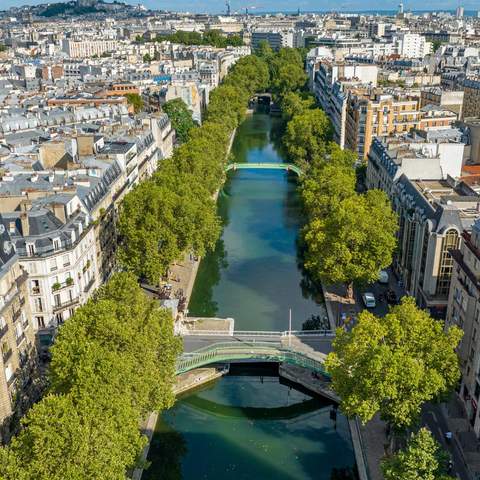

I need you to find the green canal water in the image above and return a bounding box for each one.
[144,114,356,480]
[188,113,325,331]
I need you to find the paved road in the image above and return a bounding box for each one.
[183,334,333,355]
[422,402,471,479]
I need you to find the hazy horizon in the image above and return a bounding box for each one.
[2,0,480,14]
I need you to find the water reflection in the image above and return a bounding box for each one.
[145,370,357,480]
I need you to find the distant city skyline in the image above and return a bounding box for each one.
[2,0,480,14]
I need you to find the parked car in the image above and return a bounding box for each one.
[378,270,389,284]
[362,292,376,308]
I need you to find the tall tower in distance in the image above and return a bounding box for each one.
[225,0,231,16]
[456,5,464,18]
[398,3,404,15]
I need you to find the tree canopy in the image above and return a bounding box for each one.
[284,109,333,168]
[303,189,398,289]
[162,98,196,144]
[382,428,454,480]
[154,30,243,48]
[125,93,144,113]
[0,273,181,479]
[325,297,462,428]
[118,53,271,284]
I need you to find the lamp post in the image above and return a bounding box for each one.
[288,308,292,348]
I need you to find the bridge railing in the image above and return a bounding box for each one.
[182,329,334,337]
[176,341,329,376]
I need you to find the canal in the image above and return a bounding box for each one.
[145,113,357,480]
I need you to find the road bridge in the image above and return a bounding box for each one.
[178,330,333,375]
[225,162,303,176]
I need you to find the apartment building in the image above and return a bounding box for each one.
[313,61,378,149]
[0,216,37,441]
[62,39,118,58]
[446,220,480,434]
[396,33,432,59]
[420,87,464,118]
[1,194,99,352]
[345,89,421,159]
[366,131,472,316]
[251,30,294,50]
[366,129,465,196]
[463,77,480,120]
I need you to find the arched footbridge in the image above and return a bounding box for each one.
[225,162,303,177]
[177,330,332,376]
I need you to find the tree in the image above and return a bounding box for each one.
[0,273,181,479]
[0,392,145,480]
[125,93,143,113]
[162,98,196,144]
[255,39,274,60]
[280,91,315,121]
[325,298,462,428]
[300,144,357,218]
[382,428,454,480]
[269,47,307,98]
[118,176,220,284]
[303,189,397,296]
[143,53,153,63]
[284,109,333,168]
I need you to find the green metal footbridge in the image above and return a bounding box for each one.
[225,162,303,176]
[176,341,328,376]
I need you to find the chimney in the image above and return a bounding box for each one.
[20,212,29,236]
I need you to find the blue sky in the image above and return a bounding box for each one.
[3,0,480,12]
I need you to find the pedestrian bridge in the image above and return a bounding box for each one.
[176,338,329,376]
[225,162,303,177]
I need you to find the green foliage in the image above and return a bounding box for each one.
[162,98,196,144]
[119,54,270,283]
[0,44,7,52]
[281,91,315,121]
[155,30,243,48]
[269,48,307,98]
[382,428,454,480]
[326,298,462,428]
[125,93,144,113]
[0,273,182,479]
[143,53,153,63]
[304,189,398,288]
[300,145,356,218]
[284,109,333,168]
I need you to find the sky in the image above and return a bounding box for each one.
[2,0,480,13]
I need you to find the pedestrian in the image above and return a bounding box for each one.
[445,431,453,443]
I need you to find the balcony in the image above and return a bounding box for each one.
[52,297,80,313]
[2,349,12,363]
[84,278,95,294]
[16,333,26,347]
[51,279,74,293]
[0,324,8,338]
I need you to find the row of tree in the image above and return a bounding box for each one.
[118,55,270,285]
[136,30,244,48]
[263,47,461,477]
[0,273,182,479]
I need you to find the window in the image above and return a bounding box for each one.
[53,238,61,251]
[54,294,61,307]
[436,229,460,296]
[4,364,13,382]
[15,323,22,340]
[49,258,57,272]
[35,316,45,328]
[34,298,43,312]
[31,279,40,295]
[27,243,35,256]
[63,255,70,267]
